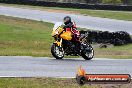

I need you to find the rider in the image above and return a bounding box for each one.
[63,16,80,42]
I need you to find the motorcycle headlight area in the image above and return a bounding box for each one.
[52,29,59,36]
[55,29,59,35]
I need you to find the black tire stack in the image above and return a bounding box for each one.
[80,30,132,46]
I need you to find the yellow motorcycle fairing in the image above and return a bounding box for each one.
[52,27,64,37]
[60,31,72,41]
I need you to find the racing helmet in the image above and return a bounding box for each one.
[63,16,71,25]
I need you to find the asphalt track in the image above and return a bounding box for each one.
[0,6,132,34]
[0,6,132,78]
[0,56,132,78]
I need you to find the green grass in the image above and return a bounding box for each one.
[0,78,89,88]
[0,78,131,88]
[0,15,53,57]
[95,44,132,59]
[0,3,132,21]
[0,15,132,59]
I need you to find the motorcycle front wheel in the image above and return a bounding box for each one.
[51,44,64,59]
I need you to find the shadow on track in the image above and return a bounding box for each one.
[50,58,94,62]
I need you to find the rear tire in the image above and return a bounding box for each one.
[51,44,64,59]
[81,45,94,60]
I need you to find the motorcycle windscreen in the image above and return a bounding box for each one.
[60,31,72,40]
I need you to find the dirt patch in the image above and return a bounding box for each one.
[90,83,132,88]
[45,9,79,14]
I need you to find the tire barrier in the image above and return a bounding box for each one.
[80,30,132,46]
[0,0,132,11]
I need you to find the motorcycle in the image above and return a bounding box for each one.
[51,22,94,60]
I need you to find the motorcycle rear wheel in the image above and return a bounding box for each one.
[51,44,64,59]
[81,44,94,60]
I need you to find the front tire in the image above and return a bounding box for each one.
[51,44,64,59]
